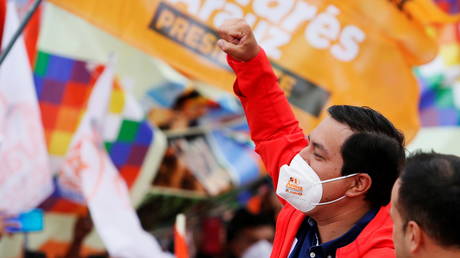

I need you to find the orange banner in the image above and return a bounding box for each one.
[48,0,450,140]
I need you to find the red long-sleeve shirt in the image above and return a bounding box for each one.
[227,49,395,258]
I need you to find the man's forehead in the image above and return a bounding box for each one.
[310,117,354,147]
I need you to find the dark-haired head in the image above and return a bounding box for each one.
[328,105,405,208]
[226,209,275,258]
[397,151,460,248]
[172,89,203,111]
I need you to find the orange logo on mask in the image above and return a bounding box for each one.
[286,177,303,196]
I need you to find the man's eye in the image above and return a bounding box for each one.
[314,153,323,160]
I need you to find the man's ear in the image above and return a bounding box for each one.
[406,221,423,254]
[346,173,372,197]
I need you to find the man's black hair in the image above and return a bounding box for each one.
[226,208,274,242]
[398,151,460,247]
[172,89,202,110]
[328,105,405,208]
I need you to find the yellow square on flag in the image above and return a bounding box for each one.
[109,88,125,114]
[50,131,73,155]
[440,44,460,66]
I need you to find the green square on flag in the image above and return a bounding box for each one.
[104,142,113,152]
[117,120,140,142]
[35,52,50,76]
[435,87,455,108]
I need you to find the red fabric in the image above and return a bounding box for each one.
[200,217,223,255]
[24,0,41,67]
[227,49,395,258]
[336,205,395,258]
[0,0,5,46]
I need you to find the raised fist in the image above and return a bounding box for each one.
[217,18,260,62]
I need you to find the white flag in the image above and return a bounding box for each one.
[60,61,172,258]
[0,1,53,214]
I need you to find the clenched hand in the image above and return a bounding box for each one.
[217,19,260,62]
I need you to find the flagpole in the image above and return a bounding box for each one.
[0,0,42,66]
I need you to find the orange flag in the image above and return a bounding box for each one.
[175,214,189,258]
[47,0,459,141]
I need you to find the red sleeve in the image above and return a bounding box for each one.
[227,48,307,195]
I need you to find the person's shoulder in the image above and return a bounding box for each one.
[360,204,393,240]
[336,205,395,258]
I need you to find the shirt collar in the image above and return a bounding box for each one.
[309,207,379,253]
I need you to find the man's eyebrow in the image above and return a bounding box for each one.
[307,135,328,154]
[311,139,328,156]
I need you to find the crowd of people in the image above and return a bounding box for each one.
[1,16,460,258]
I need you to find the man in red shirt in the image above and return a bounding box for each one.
[217,19,405,258]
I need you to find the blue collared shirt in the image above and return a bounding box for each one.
[288,208,379,258]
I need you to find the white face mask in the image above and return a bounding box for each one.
[276,154,358,213]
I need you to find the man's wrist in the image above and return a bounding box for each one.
[228,46,262,64]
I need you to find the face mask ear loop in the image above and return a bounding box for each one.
[314,195,347,206]
[314,173,359,206]
[319,173,359,184]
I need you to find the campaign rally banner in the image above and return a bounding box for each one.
[49,0,456,140]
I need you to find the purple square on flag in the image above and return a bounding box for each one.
[439,108,459,125]
[40,79,66,104]
[109,142,132,167]
[71,61,91,84]
[46,55,74,82]
[126,145,149,166]
[420,107,440,127]
[135,122,153,145]
[34,75,44,98]
[419,88,436,110]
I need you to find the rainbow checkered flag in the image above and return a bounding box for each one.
[416,1,460,127]
[103,78,166,205]
[34,51,102,158]
[34,51,166,212]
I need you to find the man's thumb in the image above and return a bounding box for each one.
[217,39,238,56]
